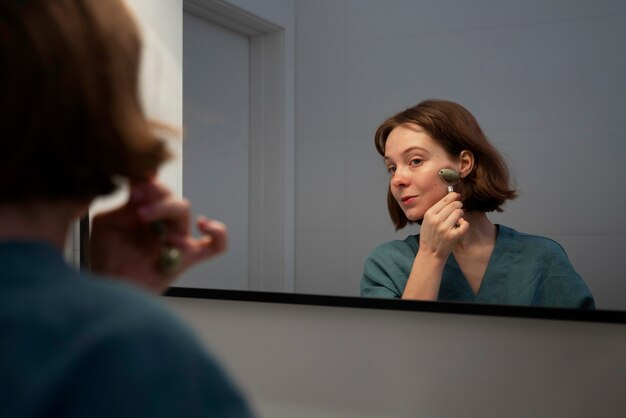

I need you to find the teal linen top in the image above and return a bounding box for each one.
[361,225,595,309]
[0,241,254,418]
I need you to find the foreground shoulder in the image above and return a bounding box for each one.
[59,280,253,417]
[65,275,206,362]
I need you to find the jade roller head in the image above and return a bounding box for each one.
[438,168,460,192]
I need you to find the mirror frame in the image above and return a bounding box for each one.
[164,287,626,324]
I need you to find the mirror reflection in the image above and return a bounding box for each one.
[152,0,626,311]
[360,99,594,308]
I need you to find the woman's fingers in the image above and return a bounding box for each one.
[420,192,468,258]
[439,201,464,226]
[191,217,228,257]
[455,218,470,234]
[197,217,228,254]
[427,192,461,215]
[90,178,231,292]
[130,182,230,269]
[425,194,464,230]
[180,217,228,266]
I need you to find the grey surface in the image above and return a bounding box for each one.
[166,296,626,418]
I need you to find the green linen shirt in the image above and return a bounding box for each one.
[361,225,595,309]
[0,241,254,418]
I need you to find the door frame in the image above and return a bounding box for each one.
[183,0,295,292]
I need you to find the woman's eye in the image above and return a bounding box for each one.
[386,166,396,174]
[410,158,422,166]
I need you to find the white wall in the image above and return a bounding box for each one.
[91,0,182,215]
[165,296,626,418]
[129,0,183,196]
[294,0,626,310]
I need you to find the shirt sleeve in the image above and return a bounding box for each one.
[360,242,407,299]
[532,239,595,309]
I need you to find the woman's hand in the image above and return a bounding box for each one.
[418,192,469,259]
[89,179,227,293]
[401,192,469,300]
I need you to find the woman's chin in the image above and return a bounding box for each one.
[404,212,424,225]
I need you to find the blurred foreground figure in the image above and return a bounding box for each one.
[0,0,254,416]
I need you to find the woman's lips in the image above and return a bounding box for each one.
[400,195,417,205]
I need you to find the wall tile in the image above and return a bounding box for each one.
[296,138,345,232]
[344,16,626,139]
[295,0,346,47]
[296,44,346,141]
[489,126,626,235]
[295,231,348,295]
[344,0,626,44]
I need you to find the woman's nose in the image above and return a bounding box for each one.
[390,167,410,188]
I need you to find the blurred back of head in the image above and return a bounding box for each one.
[0,0,169,204]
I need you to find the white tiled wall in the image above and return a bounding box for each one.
[294,0,626,310]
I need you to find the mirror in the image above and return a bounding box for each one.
[113,0,626,316]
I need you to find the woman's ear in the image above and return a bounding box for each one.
[458,150,474,178]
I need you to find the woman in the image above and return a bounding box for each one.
[0,0,254,416]
[361,99,594,308]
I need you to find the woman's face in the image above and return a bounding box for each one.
[384,123,458,221]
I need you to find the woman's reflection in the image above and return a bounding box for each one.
[361,99,594,309]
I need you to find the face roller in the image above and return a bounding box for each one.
[438,168,460,193]
[152,221,181,274]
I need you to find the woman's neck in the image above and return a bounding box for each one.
[0,202,85,250]
[453,211,496,253]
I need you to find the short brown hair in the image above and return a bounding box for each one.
[0,0,170,203]
[375,99,517,230]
